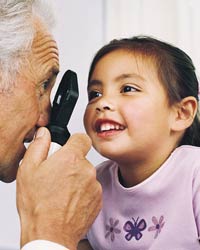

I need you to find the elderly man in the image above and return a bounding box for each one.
[0,1,102,250]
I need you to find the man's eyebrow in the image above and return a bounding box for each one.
[46,67,59,79]
[51,66,59,76]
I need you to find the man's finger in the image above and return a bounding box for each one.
[62,133,92,157]
[21,127,51,168]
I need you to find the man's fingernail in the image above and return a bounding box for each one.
[35,127,45,139]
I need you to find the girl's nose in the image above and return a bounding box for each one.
[96,105,111,112]
[95,97,115,113]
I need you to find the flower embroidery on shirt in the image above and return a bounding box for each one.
[148,215,165,239]
[105,218,121,241]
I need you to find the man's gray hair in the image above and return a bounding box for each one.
[0,0,54,90]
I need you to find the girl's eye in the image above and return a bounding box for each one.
[121,85,138,93]
[88,90,102,101]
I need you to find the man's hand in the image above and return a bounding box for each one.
[16,127,102,250]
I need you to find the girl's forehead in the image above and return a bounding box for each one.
[89,49,166,93]
[93,49,158,78]
[98,49,157,68]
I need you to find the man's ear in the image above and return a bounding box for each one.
[171,96,198,132]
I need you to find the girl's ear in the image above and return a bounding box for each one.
[171,96,198,132]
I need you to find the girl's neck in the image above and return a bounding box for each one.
[118,161,160,187]
[117,147,175,188]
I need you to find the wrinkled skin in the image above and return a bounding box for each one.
[17,128,102,250]
[0,18,102,250]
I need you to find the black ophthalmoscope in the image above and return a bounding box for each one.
[47,70,79,146]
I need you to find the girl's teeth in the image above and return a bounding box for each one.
[105,124,110,131]
[110,124,115,130]
[99,123,124,132]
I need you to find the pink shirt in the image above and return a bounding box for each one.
[87,146,200,250]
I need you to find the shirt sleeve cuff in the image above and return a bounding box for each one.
[21,240,69,250]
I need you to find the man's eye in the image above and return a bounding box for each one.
[42,79,51,90]
[88,91,102,101]
[121,85,137,93]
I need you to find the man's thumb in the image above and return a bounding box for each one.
[63,133,92,157]
[21,127,51,167]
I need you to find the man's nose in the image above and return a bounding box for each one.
[37,101,51,127]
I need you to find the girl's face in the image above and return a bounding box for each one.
[84,50,177,165]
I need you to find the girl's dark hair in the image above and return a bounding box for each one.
[88,35,200,146]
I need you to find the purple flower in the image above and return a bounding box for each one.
[105,218,121,241]
[148,215,165,239]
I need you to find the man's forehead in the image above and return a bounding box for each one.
[30,20,59,73]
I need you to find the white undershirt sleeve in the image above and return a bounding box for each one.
[21,240,69,250]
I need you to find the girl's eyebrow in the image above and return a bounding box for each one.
[88,73,145,90]
[114,73,145,82]
[88,79,102,90]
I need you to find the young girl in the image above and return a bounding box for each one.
[79,36,200,250]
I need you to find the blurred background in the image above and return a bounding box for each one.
[0,0,200,248]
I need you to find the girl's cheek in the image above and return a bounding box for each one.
[83,111,89,129]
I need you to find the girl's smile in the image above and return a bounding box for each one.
[84,49,180,173]
[94,118,126,138]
